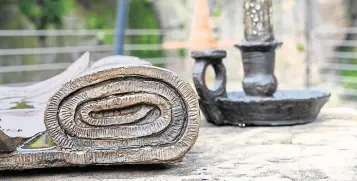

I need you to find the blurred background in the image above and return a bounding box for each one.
[0,0,356,107]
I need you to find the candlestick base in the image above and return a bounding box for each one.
[235,40,282,97]
[216,90,330,126]
[191,49,330,126]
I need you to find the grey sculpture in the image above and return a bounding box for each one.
[192,0,330,126]
[0,54,200,170]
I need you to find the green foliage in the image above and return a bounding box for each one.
[212,7,222,17]
[338,47,357,90]
[10,101,34,109]
[296,43,305,52]
[79,0,164,62]
[81,1,116,44]
[18,0,75,29]
[178,48,186,57]
[28,133,54,148]
[16,0,164,66]
[127,0,164,67]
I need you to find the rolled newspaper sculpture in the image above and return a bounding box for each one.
[0,56,200,170]
[45,65,200,152]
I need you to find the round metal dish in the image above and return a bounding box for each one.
[216,90,330,126]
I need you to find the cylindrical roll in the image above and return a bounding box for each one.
[44,65,200,162]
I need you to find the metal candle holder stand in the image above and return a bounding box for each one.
[192,0,330,126]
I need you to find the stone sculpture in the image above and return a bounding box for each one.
[0,53,200,170]
[192,0,330,126]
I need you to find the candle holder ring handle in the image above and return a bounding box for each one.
[192,50,227,125]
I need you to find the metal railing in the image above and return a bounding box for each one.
[0,29,173,37]
[0,29,187,85]
[312,26,357,99]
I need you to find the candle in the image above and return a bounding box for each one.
[244,0,274,42]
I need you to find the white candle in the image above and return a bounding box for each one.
[244,0,274,42]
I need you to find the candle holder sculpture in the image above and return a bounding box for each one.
[192,0,330,126]
[0,54,200,170]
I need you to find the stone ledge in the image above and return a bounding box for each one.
[1,108,357,181]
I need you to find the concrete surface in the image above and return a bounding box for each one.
[1,108,357,181]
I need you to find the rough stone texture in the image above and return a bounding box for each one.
[0,108,356,180]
